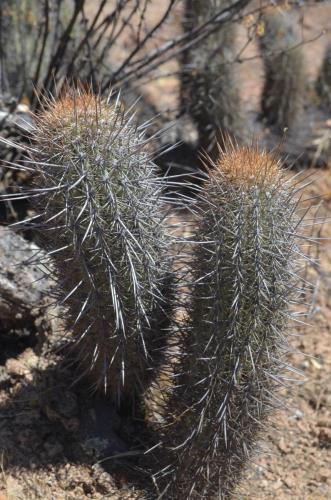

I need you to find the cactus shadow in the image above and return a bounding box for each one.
[0,350,161,495]
[0,273,176,496]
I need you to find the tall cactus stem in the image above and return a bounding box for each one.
[147,141,315,499]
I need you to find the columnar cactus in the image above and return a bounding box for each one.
[180,0,243,154]
[26,88,171,405]
[0,0,37,96]
[316,43,331,111]
[148,143,313,498]
[0,1,89,101]
[259,7,306,132]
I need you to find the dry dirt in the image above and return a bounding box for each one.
[0,1,331,499]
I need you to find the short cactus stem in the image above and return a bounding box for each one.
[27,87,171,406]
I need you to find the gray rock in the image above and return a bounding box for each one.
[0,227,50,327]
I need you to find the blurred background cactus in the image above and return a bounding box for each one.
[316,42,331,111]
[0,0,90,102]
[0,0,38,99]
[180,0,244,155]
[259,6,307,133]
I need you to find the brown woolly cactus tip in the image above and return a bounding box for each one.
[36,86,112,132]
[208,141,282,188]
